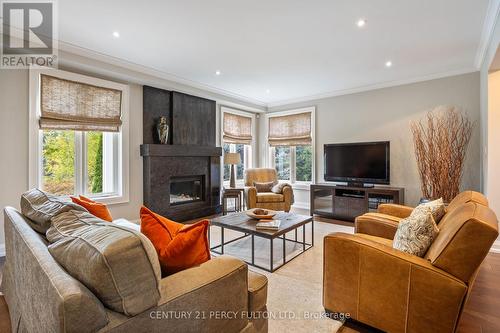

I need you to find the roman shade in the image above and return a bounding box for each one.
[39,74,123,132]
[223,112,252,144]
[268,112,312,146]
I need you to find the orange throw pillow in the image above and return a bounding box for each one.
[70,195,113,222]
[140,206,211,275]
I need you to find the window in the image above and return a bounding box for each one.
[267,108,315,184]
[221,107,256,185]
[223,143,251,181]
[30,69,129,203]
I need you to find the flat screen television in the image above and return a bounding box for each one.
[324,141,390,186]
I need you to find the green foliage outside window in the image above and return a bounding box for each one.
[274,146,291,180]
[223,143,230,181]
[236,144,245,179]
[42,130,104,196]
[87,132,103,193]
[296,145,312,181]
[42,130,75,195]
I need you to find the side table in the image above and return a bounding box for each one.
[222,187,246,215]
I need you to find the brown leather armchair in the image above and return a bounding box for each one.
[323,200,499,333]
[355,190,489,239]
[244,168,293,212]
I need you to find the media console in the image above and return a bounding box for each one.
[310,183,404,222]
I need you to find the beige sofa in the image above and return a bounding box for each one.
[2,206,268,333]
[244,168,293,212]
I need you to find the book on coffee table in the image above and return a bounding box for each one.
[256,220,281,230]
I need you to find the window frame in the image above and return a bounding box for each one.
[220,106,257,187]
[265,107,316,188]
[29,68,130,205]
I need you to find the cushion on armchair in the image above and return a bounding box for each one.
[393,206,439,257]
[271,182,291,194]
[256,193,284,203]
[253,181,276,192]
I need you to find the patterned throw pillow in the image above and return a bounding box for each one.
[393,207,439,257]
[415,198,446,223]
[254,181,276,193]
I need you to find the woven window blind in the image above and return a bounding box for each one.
[268,112,311,146]
[222,112,252,144]
[39,74,123,132]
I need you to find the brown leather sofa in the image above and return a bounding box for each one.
[323,192,498,333]
[244,168,293,212]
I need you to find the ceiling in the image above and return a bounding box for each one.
[58,0,493,106]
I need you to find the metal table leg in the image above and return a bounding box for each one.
[251,235,255,265]
[303,224,306,251]
[221,227,225,254]
[270,238,273,272]
[283,234,286,265]
[311,220,314,246]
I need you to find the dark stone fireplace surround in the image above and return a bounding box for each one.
[140,86,222,221]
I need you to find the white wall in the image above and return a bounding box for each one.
[267,73,482,207]
[480,11,500,197]
[487,70,500,216]
[0,50,265,255]
[479,10,500,251]
[0,70,29,255]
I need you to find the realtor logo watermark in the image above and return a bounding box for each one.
[1,0,58,68]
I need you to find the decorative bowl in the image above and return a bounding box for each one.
[245,208,277,219]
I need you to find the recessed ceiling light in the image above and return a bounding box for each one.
[215,70,221,76]
[112,31,120,38]
[357,19,366,28]
[385,61,393,67]
[266,89,271,94]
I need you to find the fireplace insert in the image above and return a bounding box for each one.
[170,175,204,205]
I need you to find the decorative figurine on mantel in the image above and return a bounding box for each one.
[157,116,169,144]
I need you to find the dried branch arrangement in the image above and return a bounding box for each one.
[411,106,474,202]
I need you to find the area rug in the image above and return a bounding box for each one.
[209,216,354,333]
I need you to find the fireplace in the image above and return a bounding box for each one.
[141,87,222,221]
[170,176,204,205]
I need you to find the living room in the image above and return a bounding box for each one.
[1,1,500,333]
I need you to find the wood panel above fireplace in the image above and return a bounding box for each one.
[141,86,221,221]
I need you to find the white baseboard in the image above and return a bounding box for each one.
[490,240,500,253]
[0,244,5,257]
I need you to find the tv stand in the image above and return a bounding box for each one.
[310,183,404,222]
[347,182,374,188]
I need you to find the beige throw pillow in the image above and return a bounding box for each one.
[416,198,446,223]
[20,188,87,233]
[271,182,291,194]
[254,181,276,192]
[393,207,439,257]
[46,210,161,316]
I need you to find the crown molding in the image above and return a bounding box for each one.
[57,43,479,111]
[475,0,500,70]
[57,41,268,108]
[266,67,478,108]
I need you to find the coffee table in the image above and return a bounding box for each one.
[209,211,313,272]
